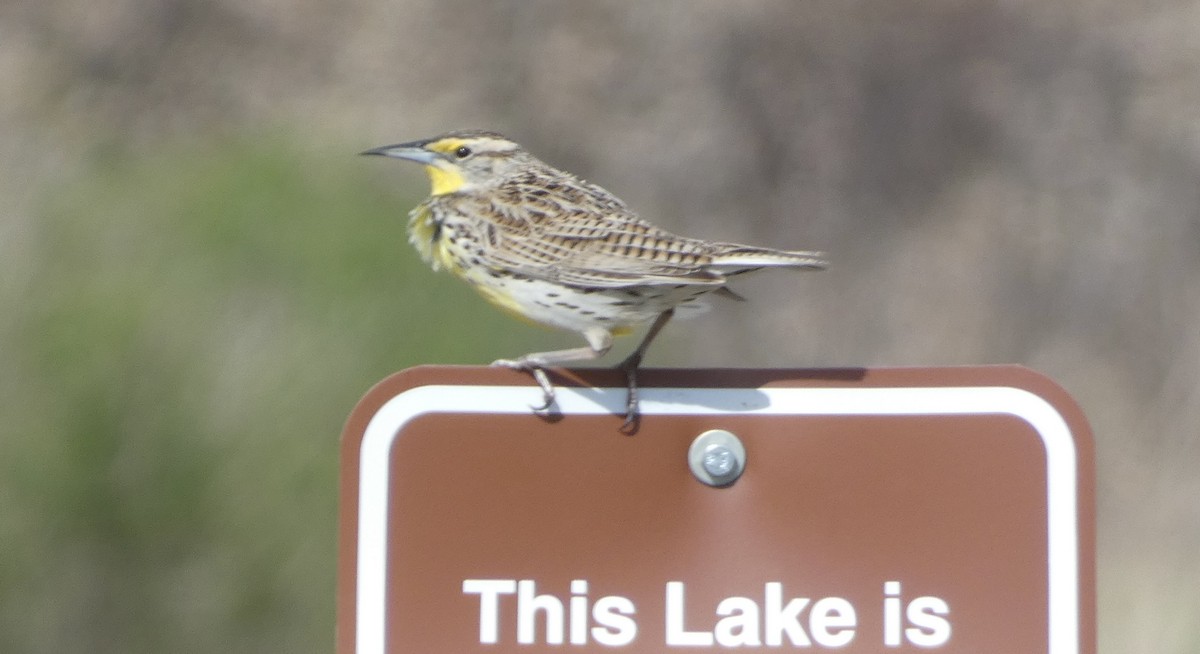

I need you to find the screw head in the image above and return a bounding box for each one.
[688,429,746,486]
[702,445,736,477]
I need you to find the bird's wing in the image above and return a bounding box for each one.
[502,209,730,287]
[469,174,822,288]
[460,179,723,287]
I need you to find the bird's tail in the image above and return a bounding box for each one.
[710,245,828,271]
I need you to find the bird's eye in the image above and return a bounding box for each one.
[455,146,472,158]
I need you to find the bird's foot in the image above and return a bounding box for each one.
[616,353,643,432]
[492,357,555,412]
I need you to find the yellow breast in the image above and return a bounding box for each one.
[407,203,458,273]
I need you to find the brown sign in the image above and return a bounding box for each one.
[338,366,1094,653]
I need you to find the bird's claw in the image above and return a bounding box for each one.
[528,367,556,412]
[492,358,556,413]
[493,354,644,428]
[618,354,642,431]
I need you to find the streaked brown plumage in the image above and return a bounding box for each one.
[363,130,827,428]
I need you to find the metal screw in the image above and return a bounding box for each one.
[688,429,746,486]
[702,445,736,477]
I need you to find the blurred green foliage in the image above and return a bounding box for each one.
[0,134,551,653]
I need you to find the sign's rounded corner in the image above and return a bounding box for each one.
[339,366,447,449]
[991,365,1095,445]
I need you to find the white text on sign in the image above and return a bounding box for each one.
[462,579,951,648]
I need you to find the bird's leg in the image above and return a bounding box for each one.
[617,309,675,429]
[492,350,589,412]
[493,327,613,412]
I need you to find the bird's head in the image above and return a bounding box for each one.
[361,130,531,195]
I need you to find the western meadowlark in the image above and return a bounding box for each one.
[363,130,826,427]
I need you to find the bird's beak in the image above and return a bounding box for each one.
[359,141,440,164]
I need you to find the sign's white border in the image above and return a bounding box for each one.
[354,385,1080,653]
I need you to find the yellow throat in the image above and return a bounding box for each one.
[424,163,465,196]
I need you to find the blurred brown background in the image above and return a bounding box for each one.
[1,1,1196,652]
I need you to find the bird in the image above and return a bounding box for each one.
[362,130,826,428]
